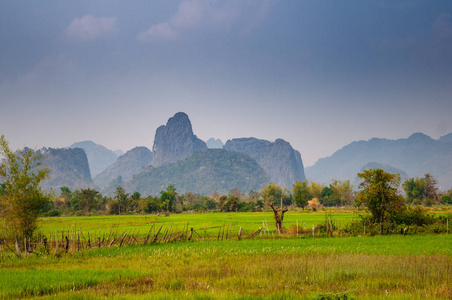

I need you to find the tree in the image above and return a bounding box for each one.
[160,185,177,213]
[292,180,309,210]
[402,177,425,204]
[356,169,405,227]
[329,179,355,206]
[268,200,288,233]
[114,186,129,214]
[0,135,50,248]
[402,174,439,206]
[260,183,282,206]
[423,173,439,205]
[307,197,321,211]
[78,188,101,216]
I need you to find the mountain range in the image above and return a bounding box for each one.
[29,112,452,195]
[306,133,452,190]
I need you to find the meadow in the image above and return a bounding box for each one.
[1,211,451,299]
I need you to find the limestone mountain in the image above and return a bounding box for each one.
[38,147,93,191]
[206,138,224,149]
[224,138,306,188]
[151,112,207,167]
[69,140,118,177]
[125,149,269,196]
[94,146,153,191]
[306,133,452,190]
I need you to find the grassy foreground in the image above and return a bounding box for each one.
[1,234,451,299]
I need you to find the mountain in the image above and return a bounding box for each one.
[438,133,452,144]
[151,112,207,167]
[306,133,452,190]
[224,138,306,188]
[124,149,269,196]
[93,146,153,191]
[114,149,125,156]
[69,141,118,177]
[353,162,408,187]
[39,147,93,191]
[206,138,224,149]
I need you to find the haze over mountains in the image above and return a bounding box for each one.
[32,112,452,195]
[306,133,452,190]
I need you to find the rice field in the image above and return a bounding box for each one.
[1,212,451,299]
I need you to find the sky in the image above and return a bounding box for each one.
[1,1,452,167]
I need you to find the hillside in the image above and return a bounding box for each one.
[224,138,306,188]
[39,147,93,191]
[306,133,452,190]
[94,146,153,191]
[124,149,270,196]
[69,141,118,177]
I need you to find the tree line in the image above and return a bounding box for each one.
[1,135,451,250]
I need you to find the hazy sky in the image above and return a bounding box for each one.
[1,1,452,166]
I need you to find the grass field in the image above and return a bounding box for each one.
[1,211,451,299]
[37,211,360,239]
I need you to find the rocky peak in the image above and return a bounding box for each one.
[151,112,207,167]
[37,147,93,191]
[224,137,306,188]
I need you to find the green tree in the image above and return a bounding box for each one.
[356,169,405,228]
[260,183,282,206]
[402,174,439,205]
[329,179,355,207]
[114,186,129,214]
[160,185,177,213]
[0,135,50,248]
[292,180,309,210]
[78,188,101,215]
[402,177,425,204]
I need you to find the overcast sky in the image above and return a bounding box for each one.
[1,1,452,166]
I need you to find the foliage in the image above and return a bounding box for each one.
[114,186,129,214]
[308,197,321,211]
[160,185,177,213]
[78,188,101,215]
[356,169,405,225]
[126,149,269,196]
[293,180,309,209]
[0,135,50,245]
[260,183,282,206]
[402,173,439,205]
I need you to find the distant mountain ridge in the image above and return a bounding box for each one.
[34,112,307,195]
[306,133,452,190]
[124,149,269,196]
[206,138,224,149]
[69,140,118,177]
[224,138,306,188]
[94,146,153,192]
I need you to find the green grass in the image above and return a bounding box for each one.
[37,211,360,239]
[1,211,451,299]
[1,234,451,299]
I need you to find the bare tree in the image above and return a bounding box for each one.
[268,198,288,233]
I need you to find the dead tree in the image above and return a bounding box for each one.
[269,198,288,233]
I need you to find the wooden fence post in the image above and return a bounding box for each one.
[15,239,21,259]
[238,227,242,241]
[312,224,315,239]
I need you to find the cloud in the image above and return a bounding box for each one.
[66,15,117,41]
[138,0,277,43]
